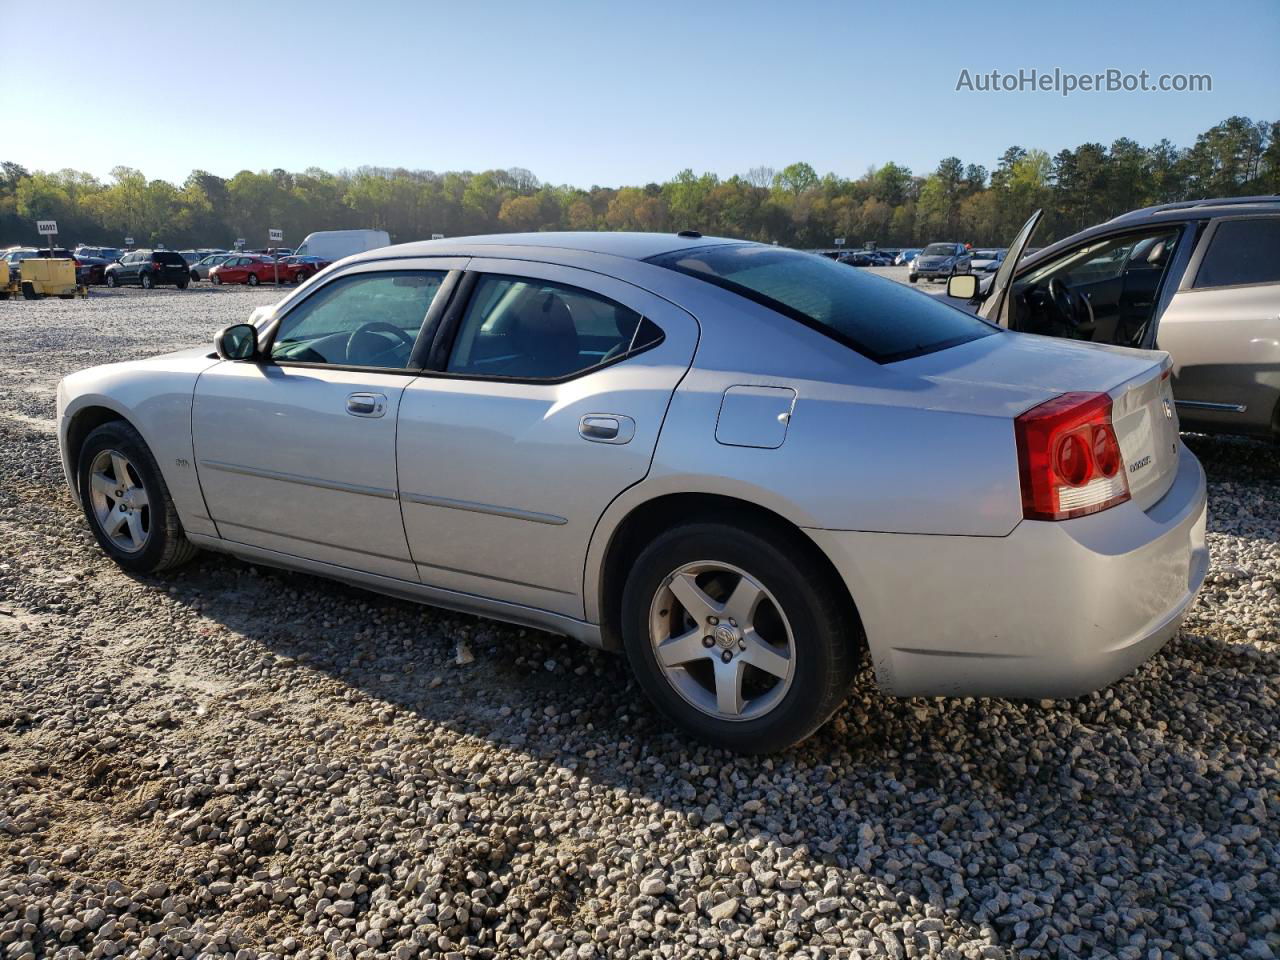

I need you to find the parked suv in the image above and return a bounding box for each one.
[909,243,972,283]
[104,250,191,289]
[952,197,1280,440]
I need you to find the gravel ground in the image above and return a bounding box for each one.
[0,286,1276,960]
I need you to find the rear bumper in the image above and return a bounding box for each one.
[807,442,1209,698]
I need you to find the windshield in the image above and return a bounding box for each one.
[922,244,955,256]
[646,243,995,363]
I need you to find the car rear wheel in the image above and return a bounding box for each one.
[621,522,859,753]
[177,279,189,290]
[140,272,154,289]
[190,270,199,281]
[247,273,259,286]
[908,274,918,283]
[77,421,198,574]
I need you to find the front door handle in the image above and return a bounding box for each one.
[347,392,387,418]
[579,414,635,444]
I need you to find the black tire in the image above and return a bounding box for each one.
[140,272,154,290]
[58,294,74,300]
[190,270,199,281]
[908,274,918,284]
[105,273,118,288]
[211,273,221,285]
[247,273,259,286]
[77,420,198,575]
[177,279,189,290]
[21,282,39,300]
[620,521,860,753]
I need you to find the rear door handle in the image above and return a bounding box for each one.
[579,414,635,444]
[347,392,387,418]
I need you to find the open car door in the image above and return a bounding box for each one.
[977,210,1042,325]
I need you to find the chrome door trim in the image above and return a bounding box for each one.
[1174,399,1248,413]
[400,490,567,525]
[185,532,605,648]
[199,459,399,499]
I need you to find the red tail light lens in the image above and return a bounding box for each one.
[1015,392,1130,520]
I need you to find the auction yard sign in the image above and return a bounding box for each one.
[37,220,57,236]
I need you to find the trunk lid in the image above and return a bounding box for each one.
[899,330,1180,510]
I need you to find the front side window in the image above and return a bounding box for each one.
[1194,218,1280,289]
[647,244,994,362]
[270,270,446,368]
[446,275,656,380]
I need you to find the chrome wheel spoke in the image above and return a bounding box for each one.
[740,630,790,679]
[90,472,115,498]
[102,508,128,536]
[668,572,718,623]
[713,658,747,716]
[129,488,149,510]
[723,576,764,627]
[657,627,712,668]
[110,453,133,489]
[125,511,146,548]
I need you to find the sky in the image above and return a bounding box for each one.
[5,0,1278,188]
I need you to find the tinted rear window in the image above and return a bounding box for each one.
[153,252,186,265]
[646,244,995,363]
[1194,218,1280,288]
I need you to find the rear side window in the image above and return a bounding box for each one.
[447,275,657,380]
[647,244,995,363]
[1194,219,1280,289]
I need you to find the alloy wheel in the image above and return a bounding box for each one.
[648,561,795,721]
[88,448,150,553]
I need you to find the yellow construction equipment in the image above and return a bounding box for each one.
[0,260,15,299]
[17,257,86,299]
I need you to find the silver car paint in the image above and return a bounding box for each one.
[57,232,1209,698]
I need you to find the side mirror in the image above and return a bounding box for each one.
[946,274,980,300]
[215,323,258,361]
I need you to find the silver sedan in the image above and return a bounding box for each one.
[55,232,1209,752]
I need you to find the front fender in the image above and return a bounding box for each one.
[58,350,221,537]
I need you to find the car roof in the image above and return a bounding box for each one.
[365,231,741,264]
[1102,194,1280,228]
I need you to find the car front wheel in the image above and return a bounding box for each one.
[247,273,259,286]
[621,522,859,753]
[77,420,198,574]
[140,272,154,289]
[105,274,118,287]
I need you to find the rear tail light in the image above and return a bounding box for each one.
[1015,391,1130,521]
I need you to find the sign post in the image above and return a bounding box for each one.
[37,220,58,256]
[269,228,283,286]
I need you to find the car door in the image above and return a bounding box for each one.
[396,259,700,619]
[191,260,464,579]
[1156,215,1280,435]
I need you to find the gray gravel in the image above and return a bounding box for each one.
[0,286,1277,960]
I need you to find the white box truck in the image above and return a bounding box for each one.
[293,229,391,262]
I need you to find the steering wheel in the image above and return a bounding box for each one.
[1046,277,1085,330]
[346,321,415,365]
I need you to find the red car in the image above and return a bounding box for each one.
[209,255,282,286]
[277,255,332,284]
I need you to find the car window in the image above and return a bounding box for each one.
[1194,218,1280,289]
[1021,229,1180,288]
[270,270,446,368]
[647,243,994,363]
[447,275,653,380]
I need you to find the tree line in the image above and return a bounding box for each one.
[2,116,1275,252]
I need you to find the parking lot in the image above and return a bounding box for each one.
[0,285,1276,959]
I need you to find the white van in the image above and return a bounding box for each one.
[293,229,391,262]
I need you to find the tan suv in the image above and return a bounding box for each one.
[957,197,1280,440]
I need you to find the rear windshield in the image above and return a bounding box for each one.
[646,244,995,363]
[922,244,956,256]
[154,252,186,265]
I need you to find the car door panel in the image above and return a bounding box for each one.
[1158,283,1280,435]
[396,260,700,618]
[193,363,418,578]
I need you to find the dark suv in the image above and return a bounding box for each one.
[104,250,191,289]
